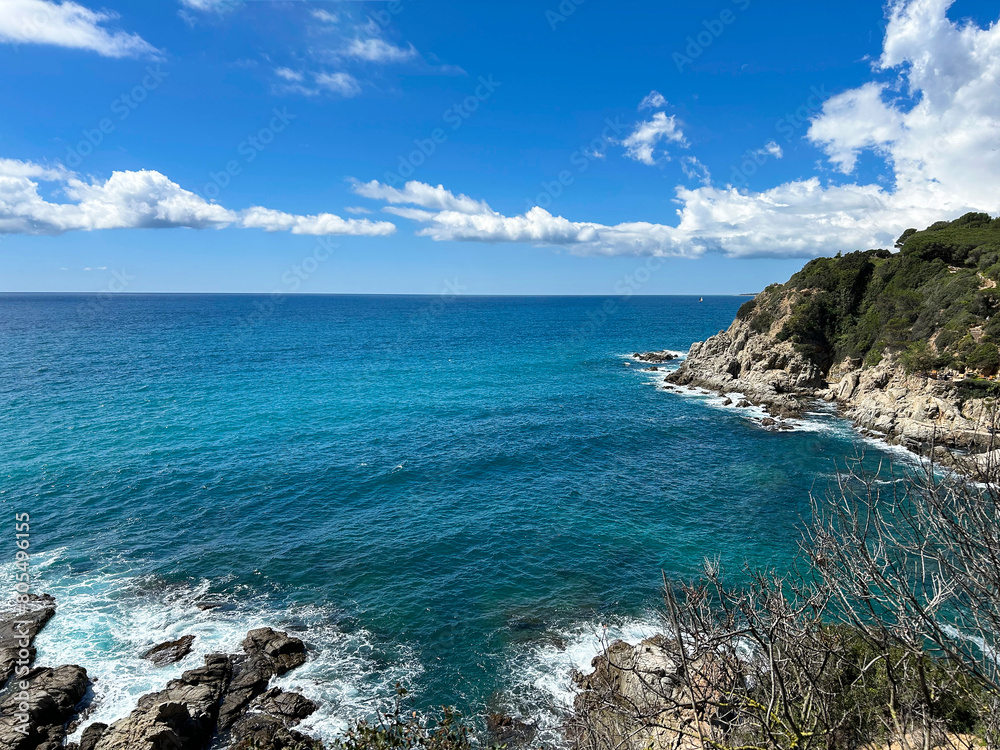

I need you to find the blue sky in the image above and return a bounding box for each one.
[1,0,999,294]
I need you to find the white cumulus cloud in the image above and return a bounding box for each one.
[353,0,1000,260]
[350,179,907,258]
[0,159,396,238]
[0,0,159,58]
[808,83,903,172]
[804,0,1000,213]
[621,112,689,166]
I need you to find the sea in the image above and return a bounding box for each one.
[0,293,917,745]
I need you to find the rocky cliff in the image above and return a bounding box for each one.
[667,313,998,460]
[666,214,1000,464]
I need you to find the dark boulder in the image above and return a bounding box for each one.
[217,629,307,732]
[486,712,536,746]
[633,351,678,364]
[93,654,231,750]
[143,635,196,667]
[249,688,317,725]
[229,714,322,750]
[0,593,56,689]
[79,722,108,750]
[0,665,90,750]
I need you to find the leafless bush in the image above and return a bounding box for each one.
[571,451,1000,750]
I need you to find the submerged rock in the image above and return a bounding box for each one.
[633,351,678,364]
[143,635,196,667]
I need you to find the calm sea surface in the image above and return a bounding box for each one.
[0,294,910,743]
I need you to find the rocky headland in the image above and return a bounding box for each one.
[664,214,1000,469]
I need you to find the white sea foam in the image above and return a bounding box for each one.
[646,367,870,438]
[1,553,419,746]
[501,615,663,748]
[274,621,422,741]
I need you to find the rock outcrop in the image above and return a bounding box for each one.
[828,357,997,454]
[668,317,825,418]
[228,687,320,750]
[485,713,536,747]
[0,594,57,689]
[143,635,196,667]
[666,303,998,460]
[0,591,319,750]
[217,628,307,732]
[633,351,679,364]
[80,628,312,750]
[0,665,90,750]
[572,636,741,750]
[93,654,232,750]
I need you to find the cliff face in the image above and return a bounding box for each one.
[832,359,995,453]
[668,291,825,418]
[669,308,998,457]
[669,313,996,454]
[667,213,1000,459]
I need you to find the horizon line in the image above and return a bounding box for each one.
[0,291,760,298]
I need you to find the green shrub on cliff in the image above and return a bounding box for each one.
[752,213,1000,375]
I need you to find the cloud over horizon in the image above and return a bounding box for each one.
[0,160,396,238]
[352,0,1000,259]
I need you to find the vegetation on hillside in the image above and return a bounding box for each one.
[736,213,1000,375]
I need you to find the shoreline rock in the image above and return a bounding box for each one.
[632,351,679,364]
[571,636,740,750]
[0,593,57,690]
[142,634,196,667]
[0,665,90,750]
[0,593,323,750]
[665,315,999,466]
[218,627,308,733]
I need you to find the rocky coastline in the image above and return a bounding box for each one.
[0,595,321,750]
[657,313,1000,470]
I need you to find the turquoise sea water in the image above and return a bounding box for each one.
[0,294,913,743]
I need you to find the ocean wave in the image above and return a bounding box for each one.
[0,555,420,746]
[651,377,870,439]
[499,614,663,748]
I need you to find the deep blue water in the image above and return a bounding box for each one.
[0,294,911,743]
